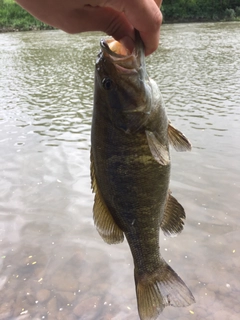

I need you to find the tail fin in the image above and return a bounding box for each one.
[134,260,195,320]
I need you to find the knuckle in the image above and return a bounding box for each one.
[152,10,162,31]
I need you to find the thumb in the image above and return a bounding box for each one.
[63,6,135,50]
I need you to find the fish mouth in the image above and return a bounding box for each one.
[100,32,150,116]
[100,33,145,75]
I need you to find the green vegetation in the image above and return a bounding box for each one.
[0,0,240,32]
[162,0,240,22]
[0,0,54,32]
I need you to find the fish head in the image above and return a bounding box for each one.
[94,33,152,134]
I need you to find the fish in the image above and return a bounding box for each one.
[90,31,195,320]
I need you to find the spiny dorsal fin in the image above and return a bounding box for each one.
[146,130,170,166]
[160,191,186,236]
[90,149,124,244]
[168,122,192,152]
[135,259,195,320]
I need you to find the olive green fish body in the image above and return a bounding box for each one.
[91,33,194,320]
[92,90,168,269]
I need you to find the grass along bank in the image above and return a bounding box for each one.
[161,0,240,23]
[0,0,54,32]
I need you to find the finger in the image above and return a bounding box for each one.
[84,0,162,55]
[156,0,163,8]
[54,6,136,51]
[15,1,134,43]
[104,0,162,55]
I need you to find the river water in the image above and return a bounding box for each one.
[0,22,239,320]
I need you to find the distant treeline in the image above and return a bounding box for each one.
[0,0,240,32]
[162,0,240,22]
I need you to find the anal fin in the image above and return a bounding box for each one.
[90,148,124,244]
[168,122,192,152]
[160,191,186,236]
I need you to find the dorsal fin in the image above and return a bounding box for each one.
[90,149,124,244]
[160,191,186,236]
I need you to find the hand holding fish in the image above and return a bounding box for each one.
[15,0,163,55]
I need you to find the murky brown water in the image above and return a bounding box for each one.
[0,22,239,320]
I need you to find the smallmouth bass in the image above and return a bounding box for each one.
[91,32,195,320]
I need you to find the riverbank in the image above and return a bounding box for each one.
[0,0,54,33]
[1,18,240,34]
[0,25,54,32]
[0,0,240,33]
[0,25,54,33]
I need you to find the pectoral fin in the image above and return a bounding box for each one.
[160,191,186,236]
[168,122,192,152]
[90,149,124,244]
[146,130,170,166]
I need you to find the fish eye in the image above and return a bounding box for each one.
[102,78,113,90]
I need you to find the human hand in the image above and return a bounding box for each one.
[15,0,163,55]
